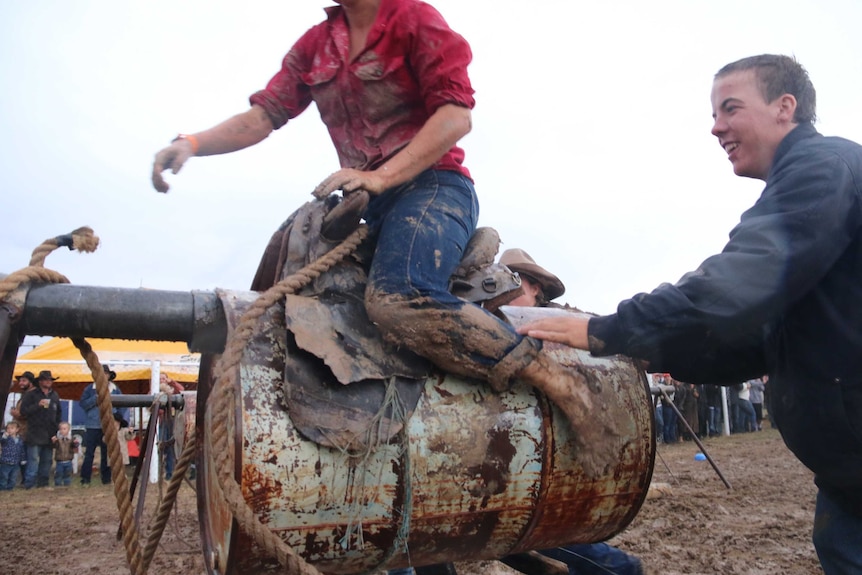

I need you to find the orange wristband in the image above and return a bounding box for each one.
[172,133,200,154]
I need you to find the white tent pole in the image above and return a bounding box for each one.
[721,386,731,436]
[149,361,160,484]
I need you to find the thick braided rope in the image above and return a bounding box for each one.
[0,267,70,301]
[28,226,99,266]
[1,226,98,302]
[141,427,198,571]
[73,338,145,575]
[208,225,367,574]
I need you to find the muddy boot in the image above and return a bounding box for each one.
[517,353,621,479]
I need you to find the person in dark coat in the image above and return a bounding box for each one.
[19,370,61,488]
[520,54,862,573]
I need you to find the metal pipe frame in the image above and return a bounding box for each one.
[18,283,227,353]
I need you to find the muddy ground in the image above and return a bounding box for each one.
[0,428,821,575]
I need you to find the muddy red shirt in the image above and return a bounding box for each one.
[249,0,474,178]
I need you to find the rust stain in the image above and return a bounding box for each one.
[198,291,655,574]
[242,463,285,520]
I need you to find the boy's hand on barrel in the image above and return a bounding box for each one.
[518,315,590,350]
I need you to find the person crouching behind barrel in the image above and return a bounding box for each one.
[387,249,644,575]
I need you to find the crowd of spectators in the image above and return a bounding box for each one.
[1,366,177,488]
[651,374,771,443]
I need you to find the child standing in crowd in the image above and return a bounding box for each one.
[0,421,27,490]
[51,422,78,487]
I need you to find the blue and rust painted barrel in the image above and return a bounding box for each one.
[195,291,654,574]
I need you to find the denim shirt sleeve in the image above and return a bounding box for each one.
[79,385,97,411]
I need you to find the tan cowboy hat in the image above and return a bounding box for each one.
[499,248,565,301]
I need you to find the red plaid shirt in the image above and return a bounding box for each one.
[250,0,474,177]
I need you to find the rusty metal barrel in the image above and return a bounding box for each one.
[197,291,655,574]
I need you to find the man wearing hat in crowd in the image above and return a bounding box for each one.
[9,371,38,483]
[79,365,127,486]
[19,370,61,489]
[10,371,37,438]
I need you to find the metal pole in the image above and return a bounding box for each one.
[150,361,160,485]
[19,283,227,353]
[110,394,184,409]
[659,388,732,489]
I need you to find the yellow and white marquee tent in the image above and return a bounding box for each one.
[14,337,200,400]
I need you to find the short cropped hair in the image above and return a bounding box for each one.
[715,54,816,124]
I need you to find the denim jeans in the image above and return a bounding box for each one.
[812,489,862,574]
[737,399,757,432]
[0,463,19,490]
[708,405,721,435]
[363,169,533,384]
[661,404,677,443]
[384,544,644,575]
[81,427,110,483]
[24,444,53,488]
[54,460,73,486]
[540,543,644,575]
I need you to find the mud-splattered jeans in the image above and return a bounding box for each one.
[364,169,539,387]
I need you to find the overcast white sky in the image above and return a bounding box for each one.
[3,0,862,324]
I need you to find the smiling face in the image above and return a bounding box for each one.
[711,70,797,180]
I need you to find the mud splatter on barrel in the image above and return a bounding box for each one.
[197,291,654,574]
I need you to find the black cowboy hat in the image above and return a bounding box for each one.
[15,371,37,385]
[102,364,117,381]
[37,370,59,381]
